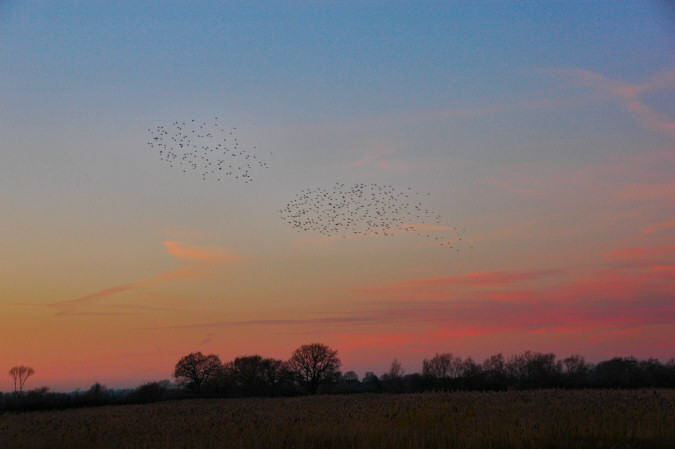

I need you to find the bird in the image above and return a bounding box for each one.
[146,118,270,184]
[278,182,467,248]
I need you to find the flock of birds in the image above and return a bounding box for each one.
[148,120,467,249]
[278,182,466,247]
[147,118,270,183]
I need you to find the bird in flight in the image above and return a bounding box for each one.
[279,182,467,248]
[147,117,270,184]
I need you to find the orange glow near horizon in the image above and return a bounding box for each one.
[2,238,672,391]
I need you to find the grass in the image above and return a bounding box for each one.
[1,389,673,449]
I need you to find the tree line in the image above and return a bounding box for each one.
[3,344,674,413]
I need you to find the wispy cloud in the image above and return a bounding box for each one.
[163,241,244,263]
[616,179,675,202]
[406,270,561,287]
[145,316,374,331]
[352,247,674,337]
[46,240,245,316]
[605,244,675,262]
[643,220,675,235]
[544,68,675,139]
[362,269,561,298]
[481,179,548,200]
[485,143,674,217]
[349,147,396,168]
[339,68,674,137]
[129,246,674,355]
[340,138,430,174]
[53,282,147,307]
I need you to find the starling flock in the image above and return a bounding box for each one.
[147,121,467,248]
[279,182,466,247]
[147,118,270,183]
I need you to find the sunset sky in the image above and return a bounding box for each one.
[1,1,673,391]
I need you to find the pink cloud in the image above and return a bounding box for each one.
[348,154,430,175]
[363,270,560,297]
[350,148,396,168]
[163,241,244,262]
[146,316,373,331]
[53,282,144,306]
[605,244,675,262]
[616,179,675,202]
[486,146,674,215]
[47,241,245,315]
[481,179,548,200]
[405,270,560,287]
[337,331,429,353]
[370,158,425,173]
[643,220,675,235]
[548,68,675,140]
[152,265,215,282]
[355,247,674,337]
[126,243,672,365]
[419,105,505,121]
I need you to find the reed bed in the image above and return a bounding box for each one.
[1,389,672,449]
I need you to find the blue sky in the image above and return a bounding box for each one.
[3,1,672,116]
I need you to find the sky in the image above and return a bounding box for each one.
[1,1,673,391]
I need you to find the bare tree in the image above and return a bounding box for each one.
[287,343,341,394]
[460,357,481,377]
[389,358,404,378]
[233,355,264,389]
[9,365,35,394]
[561,354,590,376]
[260,358,292,396]
[560,354,591,387]
[382,358,405,392]
[174,352,223,394]
[422,353,462,379]
[232,355,287,396]
[482,353,506,375]
[507,351,558,387]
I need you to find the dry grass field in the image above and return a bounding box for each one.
[1,389,673,449]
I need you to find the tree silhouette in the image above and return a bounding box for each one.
[482,353,508,388]
[84,383,110,405]
[287,343,341,394]
[174,352,223,394]
[259,358,291,396]
[507,351,558,388]
[341,371,359,383]
[382,358,405,392]
[362,371,381,392]
[423,353,462,379]
[9,365,34,394]
[389,359,404,378]
[233,355,265,394]
[593,357,639,388]
[560,354,590,387]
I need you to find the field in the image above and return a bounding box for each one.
[1,390,673,449]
